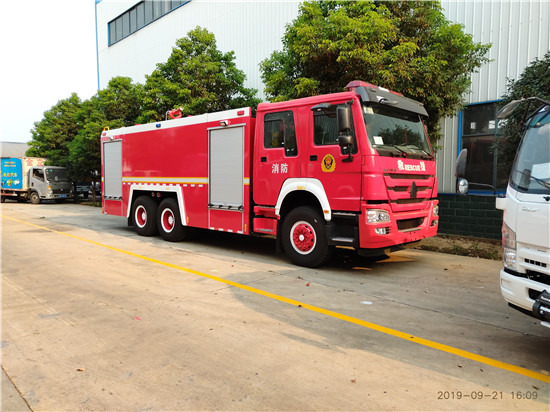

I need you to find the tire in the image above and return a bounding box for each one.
[132,196,158,236]
[281,206,333,268]
[30,192,41,204]
[157,198,187,242]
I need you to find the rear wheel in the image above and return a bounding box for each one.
[157,198,187,242]
[132,196,158,236]
[281,206,333,267]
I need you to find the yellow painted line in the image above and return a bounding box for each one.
[123,177,209,185]
[4,214,550,384]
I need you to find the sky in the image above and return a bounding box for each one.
[0,0,98,144]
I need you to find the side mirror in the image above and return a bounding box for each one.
[338,135,353,148]
[456,178,469,195]
[455,149,469,195]
[337,106,352,134]
[455,148,467,178]
[338,135,353,162]
[497,99,522,119]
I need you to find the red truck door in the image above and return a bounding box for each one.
[208,125,246,233]
[306,102,362,211]
[253,109,301,206]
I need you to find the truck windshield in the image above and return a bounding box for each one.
[45,168,70,182]
[362,104,432,160]
[509,105,550,194]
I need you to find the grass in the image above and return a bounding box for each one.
[413,234,502,260]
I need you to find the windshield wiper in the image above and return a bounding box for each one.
[418,148,434,160]
[516,169,550,190]
[386,144,409,158]
[394,144,434,160]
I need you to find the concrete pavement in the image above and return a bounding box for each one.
[2,202,549,410]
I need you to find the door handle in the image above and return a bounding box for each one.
[310,155,318,161]
[261,157,267,162]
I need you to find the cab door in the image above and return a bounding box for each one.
[306,102,362,211]
[29,167,47,196]
[253,110,301,206]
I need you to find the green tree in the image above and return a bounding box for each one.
[494,52,550,172]
[139,26,260,123]
[260,0,490,143]
[27,93,82,166]
[68,77,141,201]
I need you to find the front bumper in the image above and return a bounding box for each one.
[500,269,547,312]
[358,201,438,249]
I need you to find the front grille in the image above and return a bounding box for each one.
[388,186,430,193]
[384,173,431,180]
[397,217,424,231]
[525,258,547,268]
[526,270,550,286]
[392,198,425,205]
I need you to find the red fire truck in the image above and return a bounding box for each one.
[101,81,439,267]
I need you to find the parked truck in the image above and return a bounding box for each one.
[101,81,439,267]
[456,97,550,327]
[0,157,73,204]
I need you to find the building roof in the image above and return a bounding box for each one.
[1,142,29,158]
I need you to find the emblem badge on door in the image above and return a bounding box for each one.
[321,154,336,173]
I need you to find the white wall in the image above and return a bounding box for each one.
[96,0,301,97]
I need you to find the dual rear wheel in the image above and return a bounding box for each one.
[132,196,187,241]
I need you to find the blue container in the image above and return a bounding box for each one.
[1,158,23,190]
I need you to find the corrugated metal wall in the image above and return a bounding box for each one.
[437,0,550,193]
[97,1,549,194]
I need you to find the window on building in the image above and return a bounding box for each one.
[460,102,508,191]
[129,8,137,33]
[263,111,298,157]
[136,3,145,29]
[108,0,191,46]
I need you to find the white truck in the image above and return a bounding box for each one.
[0,157,73,204]
[456,97,550,327]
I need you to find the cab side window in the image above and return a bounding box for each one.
[33,169,44,181]
[263,111,298,157]
[313,103,357,154]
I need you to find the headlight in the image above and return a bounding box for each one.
[367,209,390,224]
[502,222,517,270]
[433,205,439,216]
[47,185,53,194]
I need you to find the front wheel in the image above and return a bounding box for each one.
[157,198,187,242]
[132,196,158,236]
[281,206,333,268]
[29,192,40,204]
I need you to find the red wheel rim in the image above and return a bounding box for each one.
[290,221,316,254]
[135,205,147,228]
[161,208,175,233]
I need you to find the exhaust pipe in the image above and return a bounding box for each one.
[532,290,550,322]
